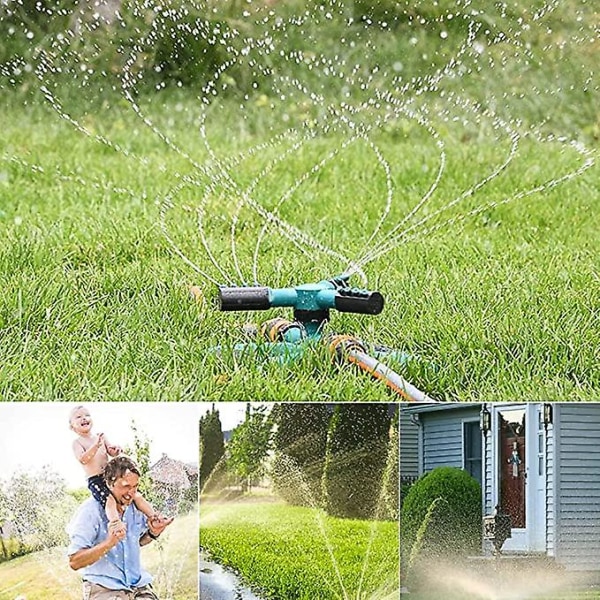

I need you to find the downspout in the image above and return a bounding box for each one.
[543,404,549,557]
[410,413,423,476]
[552,403,561,565]
[480,402,491,555]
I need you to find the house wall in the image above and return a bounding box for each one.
[555,403,600,571]
[405,403,600,569]
[399,404,419,479]
[419,406,481,472]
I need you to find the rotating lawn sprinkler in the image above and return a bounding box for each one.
[212,274,436,402]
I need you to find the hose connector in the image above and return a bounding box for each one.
[260,318,306,344]
[326,334,366,364]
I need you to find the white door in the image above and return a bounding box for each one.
[492,404,546,552]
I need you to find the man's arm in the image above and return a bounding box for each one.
[139,515,175,547]
[69,525,125,570]
[139,531,154,547]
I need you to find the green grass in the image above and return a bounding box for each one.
[0,96,597,400]
[0,0,598,400]
[0,510,198,600]
[200,500,399,599]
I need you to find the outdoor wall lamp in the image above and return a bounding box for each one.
[543,403,553,429]
[480,404,492,434]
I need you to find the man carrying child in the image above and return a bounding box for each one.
[67,455,174,600]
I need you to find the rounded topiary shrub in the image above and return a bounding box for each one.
[400,466,481,568]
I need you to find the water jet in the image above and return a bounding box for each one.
[200,403,400,600]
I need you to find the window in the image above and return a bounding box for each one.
[463,420,482,486]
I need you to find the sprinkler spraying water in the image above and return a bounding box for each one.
[202,274,435,401]
[200,403,400,600]
[1,0,597,399]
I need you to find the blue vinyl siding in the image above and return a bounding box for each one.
[421,407,480,472]
[555,404,600,571]
[400,404,420,478]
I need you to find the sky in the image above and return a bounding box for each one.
[0,402,199,489]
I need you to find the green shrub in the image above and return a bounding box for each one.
[0,536,35,562]
[400,466,481,566]
[400,477,417,509]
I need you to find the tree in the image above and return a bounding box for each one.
[0,486,9,559]
[0,467,76,551]
[227,404,272,491]
[125,422,153,494]
[124,420,161,511]
[199,405,225,492]
[271,403,331,506]
[322,403,393,519]
[67,488,91,504]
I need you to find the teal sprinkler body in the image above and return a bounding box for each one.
[220,276,383,334]
[216,275,436,402]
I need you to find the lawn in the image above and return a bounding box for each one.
[0,0,598,400]
[0,510,198,600]
[200,500,399,599]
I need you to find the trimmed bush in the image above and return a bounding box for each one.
[400,476,417,510]
[400,466,481,567]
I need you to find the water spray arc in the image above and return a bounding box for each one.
[2,0,597,399]
[208,275,435,401]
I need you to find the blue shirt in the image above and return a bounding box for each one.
[66,498,153,591]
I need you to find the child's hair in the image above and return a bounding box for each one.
[68,404,88,425]
[104,456,141,487]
